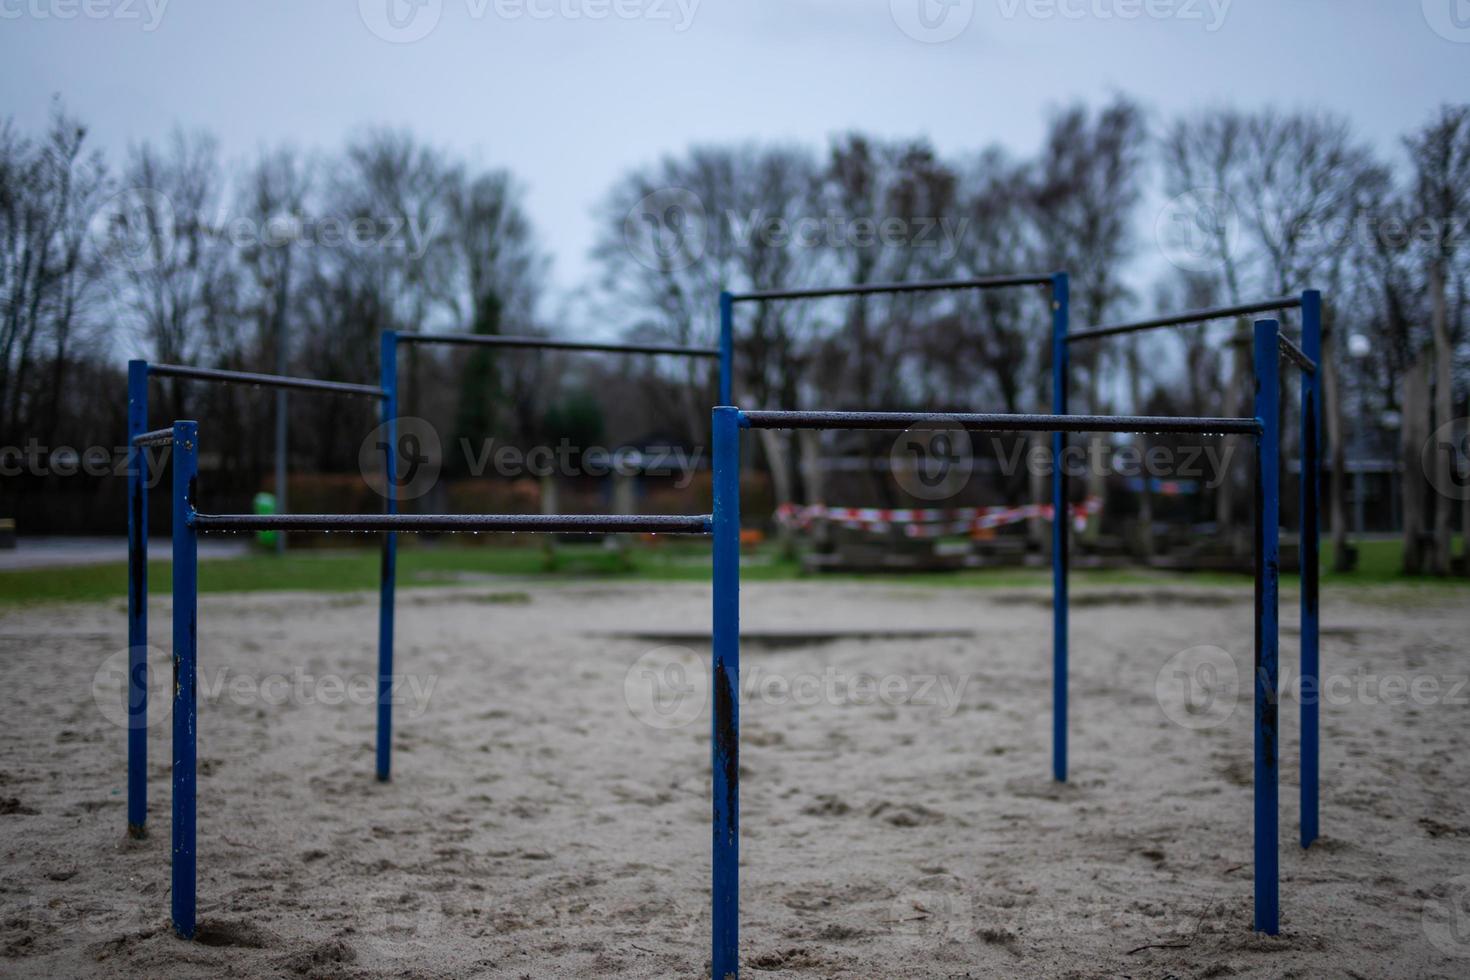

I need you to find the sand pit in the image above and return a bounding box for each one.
[1,579,1467,978]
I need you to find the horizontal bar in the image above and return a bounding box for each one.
[730,274,1054,303]
[739,410,1260,435]
[398,333,720,358]
[1278,334,1317,375]
[131,427,175,447]
[148,364,386,399]
[190,512,713,534]
[1068,296,1303,343]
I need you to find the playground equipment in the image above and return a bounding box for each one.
[124,333,731,839]
[125,361,390,839]
[129,273,1323,972]
[707,318,1308,976]
[371,329,730,782]
[1056,292,1323,855]
[148,416,712,938]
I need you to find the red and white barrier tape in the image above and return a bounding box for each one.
[775,497,1102,537]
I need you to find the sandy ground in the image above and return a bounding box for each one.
[1,578,1467,978]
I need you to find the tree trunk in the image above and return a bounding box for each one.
[1463,392,1469,577]
[1083,357,1105,545]
[797,429,829,554]
[1401,353,1431,575]
[1322,318,1351,572]
[1430,262,1454,575]
[758,427,796,559]
[1127,339,1154,559]
[1217,323,1251,552]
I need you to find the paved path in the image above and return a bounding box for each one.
[0,536,251,571]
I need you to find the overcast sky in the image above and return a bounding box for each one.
[2,0,1465,319]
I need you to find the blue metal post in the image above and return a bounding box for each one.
[1252,320,1281,935]
[170,420,199,939]
[126,360,149,838]
[1050,272,1069,783]
[377,332,399,782]
[711,405,741,979]
[1299,291,1321,849]
[718,291,734,405]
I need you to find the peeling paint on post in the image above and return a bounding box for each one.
[1252,321,1280,935]
[710,406,741,978]
[171,420,199,939]
[127,360,149,838]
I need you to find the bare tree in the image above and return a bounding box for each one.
[1404,106,1470,574]
[0,103,110,449]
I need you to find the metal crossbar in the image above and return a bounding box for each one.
[190,512,712,534]
[1278,334,1317,374]
[738,409,1260,435]
[148,363,386,399]
[729,274,1053,303]
[1067,296,1303,343]
[131,427,174,447]
[397,333,720,358]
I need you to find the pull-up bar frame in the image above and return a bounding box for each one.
[709,321,1287,977]
[125,359,387,840]
[1054,291,1323,856]
[159,415,711,939]
[372,328,732,783]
